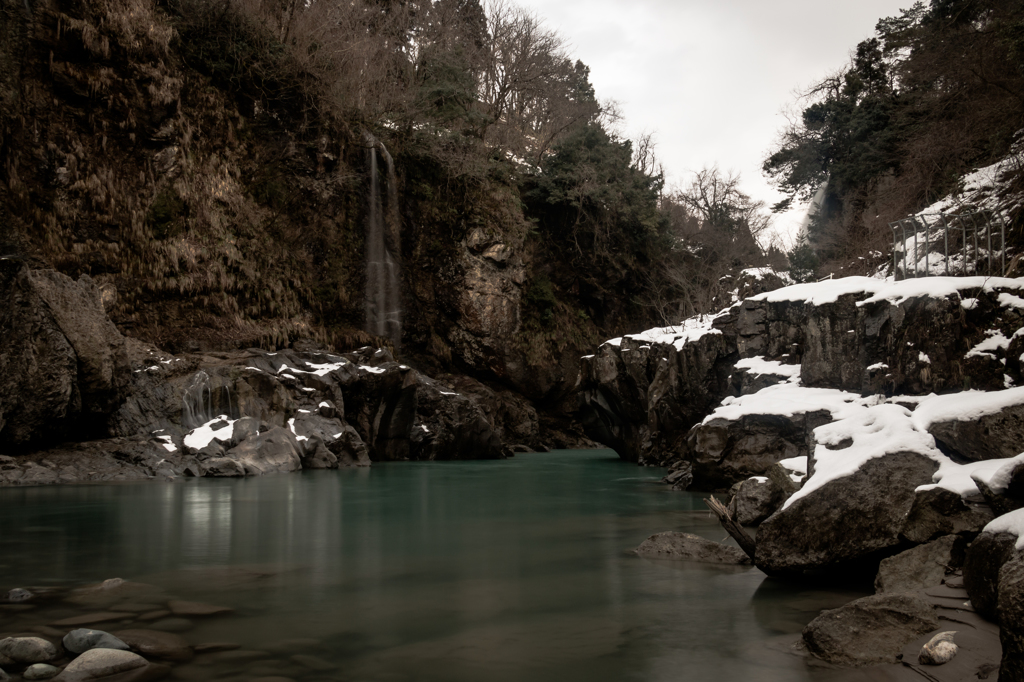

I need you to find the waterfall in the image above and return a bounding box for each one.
[364,136,402,348]
[796,181,828,245]
[182,371,212,429]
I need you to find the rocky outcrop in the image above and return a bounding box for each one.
[580,277,1024,472]
[0,261,129,448]
[1,268,510,484]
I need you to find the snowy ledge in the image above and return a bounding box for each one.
[753,275,1024,307]
[984,508,1024,550]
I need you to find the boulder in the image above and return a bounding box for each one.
[0,262,129,447]
[998,551,1024,681]
[51,648,148,682]
[874,535,962,594]
[0,637,58,664]
[411,378,503,461]
[63,629,129,654]
[634,531,752,565]
[964,531,1019,620]
[681,412,817,491]
[223,427,302,475]
[925,396,1024,461]
[326,424,371,467]
[802,593,939,666]
[727,476,785,526]
[901,486,995,544]
[199,457,246,477]
[756,452,939,575]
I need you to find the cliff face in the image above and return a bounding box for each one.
[0,0,614,424]
[580,276,1024,473]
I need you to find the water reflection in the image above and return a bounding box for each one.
[0,451,867,681]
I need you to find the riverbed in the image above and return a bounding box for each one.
[1,450,870,681]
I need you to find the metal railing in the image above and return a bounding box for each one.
[889,209,1009,279]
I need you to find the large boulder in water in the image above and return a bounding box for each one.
[756,452,939,575]
[0,261,129,447]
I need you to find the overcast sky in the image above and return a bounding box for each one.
[513,0,910,248]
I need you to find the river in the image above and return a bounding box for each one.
[0,450,870,681]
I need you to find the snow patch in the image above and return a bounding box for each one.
[184,416,236,450]
[984,509,1024,550]
[966,330,1010,360]
[733,356,801,381]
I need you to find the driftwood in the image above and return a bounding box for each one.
[703,495,757,562]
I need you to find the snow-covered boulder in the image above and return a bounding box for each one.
[913,388,1024,462]
[756,451,939,575]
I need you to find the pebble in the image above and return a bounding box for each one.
[6,589,33,603]
[63,629,130,654]
[0,636,58,664]
[919,631,959,665]
[23,663,60,680]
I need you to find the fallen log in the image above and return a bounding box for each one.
[703,494,757,562]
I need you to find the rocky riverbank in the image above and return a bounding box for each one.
[0,260,593,486]
[0,578,345,682]
[584,274,1024,678]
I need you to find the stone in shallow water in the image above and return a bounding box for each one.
[634,531,751,565]
[6,588,34,603]
[802,593,939,666]
[113,629,193,663]
[23,663,60,680]
[63,629,130,654]
[167,600,233,617]
[0,636,58,664]
[50,612,133,628]
[51,648,147,681]
[147,618,193,633]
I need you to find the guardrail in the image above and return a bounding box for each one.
[889,209,1009,279]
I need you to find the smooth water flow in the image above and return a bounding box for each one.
[364,137,402,348]
[0,451,867,681]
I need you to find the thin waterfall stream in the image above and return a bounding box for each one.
[364,136,402,349]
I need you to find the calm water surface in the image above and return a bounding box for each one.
[0,450,867,681]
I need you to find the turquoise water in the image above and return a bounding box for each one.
[0,450,867,681]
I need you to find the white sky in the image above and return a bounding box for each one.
[513,0,910,249]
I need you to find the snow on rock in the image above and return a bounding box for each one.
[999,292,1024,310]
[603,314,723,352]
[785,403,944,509]
[911,387,1024,432]
[984,508,1024,550]
[920,458,1012,498]
[733,356,801,381]
[702,384,875,426]
[183,416,236,450]
[966,330,1011,360]
[752,275,1024,308]
[778,456,807,476]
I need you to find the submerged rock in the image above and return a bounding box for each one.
[0,637,58,664]
[63,629,130,654]
[634,531,751,565]
[51,648,148,682]
[802,593,939,666]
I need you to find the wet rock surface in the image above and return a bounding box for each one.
[802,592,940,666]
[874,535,962,594]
